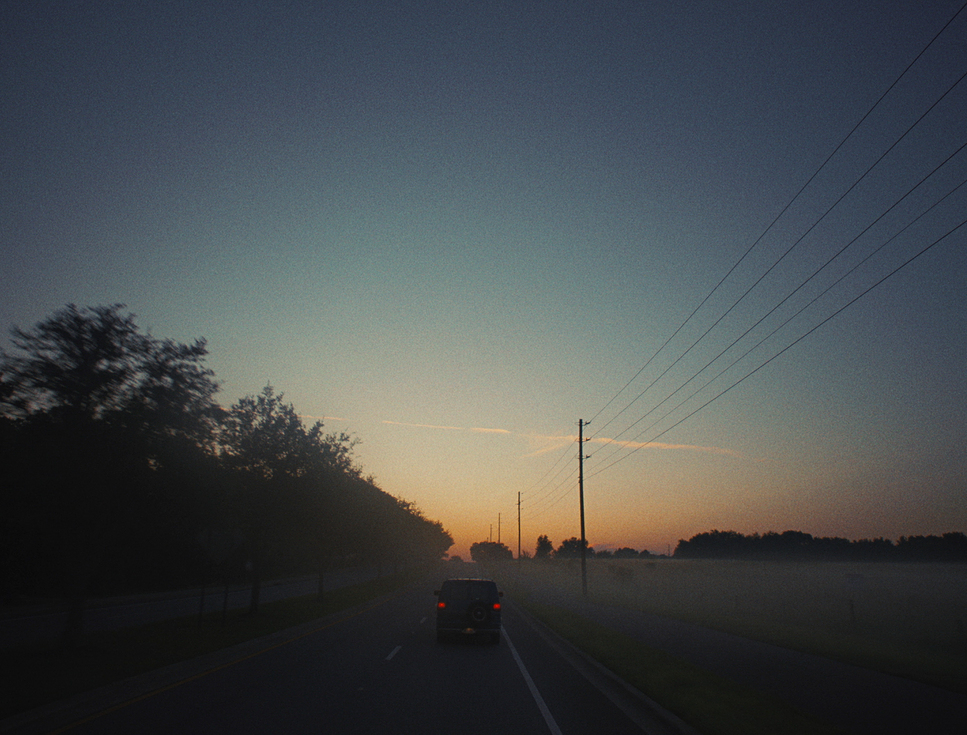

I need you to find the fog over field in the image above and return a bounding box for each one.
[494,557,967,687]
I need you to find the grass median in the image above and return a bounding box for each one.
[2,572,418,721]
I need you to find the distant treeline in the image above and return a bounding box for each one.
[0,305,453,645]
[529,535,655,560]
[674,529,967,562]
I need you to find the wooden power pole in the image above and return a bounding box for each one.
[578,418,589,597]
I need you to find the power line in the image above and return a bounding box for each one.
[587,141,967,470]
[593,66,967,453]
[524,2,967,531]
[520,443,576,505]
[521,467,578,522]
[588,213,967,478]
[587,2,967,440]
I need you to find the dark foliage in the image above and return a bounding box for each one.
[613,547,644,559]
[554,536,594,559]
[469,540,513,562]
[674,529,967,562]
[0,305,453,632]
[534,534,553,560]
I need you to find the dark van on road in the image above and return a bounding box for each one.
[434,578,503,643]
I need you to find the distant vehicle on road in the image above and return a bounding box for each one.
[434,578,502,644]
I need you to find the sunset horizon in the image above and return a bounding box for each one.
[3,1,965,569]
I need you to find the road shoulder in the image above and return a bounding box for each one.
[507,598,702,735]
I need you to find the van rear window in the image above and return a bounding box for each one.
[442,581,495,601]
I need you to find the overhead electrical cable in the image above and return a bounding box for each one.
[519,437,581,519]
[586,1,967,439]
[587,140,967,470]
[525,1,967,531]
[525,482,578,519]
[524,453,578,510]
[521,439,573,495]
[522,473,579,522]
[590,181,967,476]
[593,66,967,452]
[588,212,967,479]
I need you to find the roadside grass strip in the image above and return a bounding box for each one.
[520,599,850,735]
[1,572,419,721]
[601,599,967,696]
[493,559,967,697]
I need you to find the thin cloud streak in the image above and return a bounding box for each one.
[519,433,739,459]
[589,435,743,458]
[381,420,510,435]
[382,420,466,431]
[520,433,576,457]
[381,420,740,460]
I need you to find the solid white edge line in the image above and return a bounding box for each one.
[385,645,401,661]
[503,626,564,735]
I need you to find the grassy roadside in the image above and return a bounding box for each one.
[517,596,850,735]
[2,571,419,721]
[493,559,967,696]
[596,597,967,695]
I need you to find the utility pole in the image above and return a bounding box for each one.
[498,513,501,544]
[578,418,590,598]
[517,492,522,564]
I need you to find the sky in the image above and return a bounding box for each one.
[3,0,966,559]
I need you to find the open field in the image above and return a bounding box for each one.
[518,599,848,735]
[494,558,967,692]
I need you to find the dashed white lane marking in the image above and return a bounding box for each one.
[503,626,563,735]
[385,645,401,661]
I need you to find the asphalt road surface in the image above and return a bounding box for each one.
[9,578,677,735]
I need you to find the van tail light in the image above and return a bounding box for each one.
[492,603,501,611]
[437,601,446,609]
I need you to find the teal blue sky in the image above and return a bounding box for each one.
[3,1,966,558]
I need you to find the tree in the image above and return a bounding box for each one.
[0,304,218,435]
[0,304,219,647]
[555,537,594,559]
[395,499,453,564]
[613,547,640,559]
[220,385,326,613]
[470,540,513,562]
[341,474,452,574]
[900,533,967,561]
[535,534,553,560]
[217,385,417,609]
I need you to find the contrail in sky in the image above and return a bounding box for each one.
[382,420,739,458]
[382,420,512,435]
[382,420,466,431]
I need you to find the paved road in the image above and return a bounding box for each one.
[4,577,684,735]
[0,568,379,649]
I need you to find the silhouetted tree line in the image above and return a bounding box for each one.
[593,547,655,560]
[0,305,452,644]
[532,535,654,560]
[673,529,967,562]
